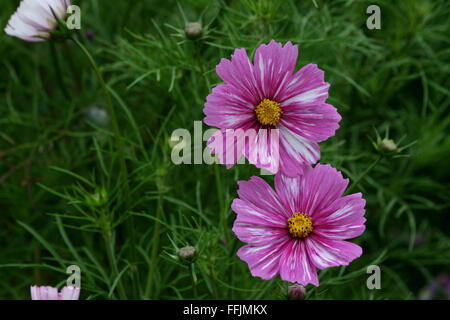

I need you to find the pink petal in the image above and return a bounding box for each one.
[313,219,366,240]
[207,128,255,169]
[280,103,341,142]
[232,198,288,245]
[245,127,280,173]
[314,192,366,226]
[274,172,303,214]
[237,235,290,280]
[279,239,319,286]
[204,84,256,129]
[60,286,80,300]
[253,40,298,100]
[216,48,262,105]
[232,198,287,229]
[306,234,362,269]
[280,63,330,106]
[300,163,348,217]
[30,286,38,300]
[278,124,320,177]
[235,176,289,219]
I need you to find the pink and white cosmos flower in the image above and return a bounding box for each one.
[4,0,71,42]
[204,40,341,176]
[30,285,80,300]
[231,163,366,286]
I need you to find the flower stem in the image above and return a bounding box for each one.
[49,41,69,99]
[103,231,127,299]
[214,164,225,229]
[193,46,225,238]
[144,188,164,299]
[72,37,139,297]
[345,155,382,195]
[190,263,198,299]
[72,37,128,189]
[64,41,82,92]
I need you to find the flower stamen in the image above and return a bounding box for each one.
[288,212,313,238]
[255,98,282,126]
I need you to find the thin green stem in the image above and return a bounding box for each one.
[345,155,382,195]
[49,41,69,99]
[214,164,225,227]
[194,45,225,240]
[73,37,139,297]
[103,231,127,299]
[72,37,128,189]
[144,187,164,299]
[63,41,82,92]
[189,263,198,299]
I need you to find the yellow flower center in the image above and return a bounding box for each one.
[288,213,313,238]
[255,99,282,126]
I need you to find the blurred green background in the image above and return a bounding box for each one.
[0,0,449,299]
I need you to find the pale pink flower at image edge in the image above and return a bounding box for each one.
[4,0,71,42]
[231,163,366,286]
[203,40,341,177]
[31,285,80,300]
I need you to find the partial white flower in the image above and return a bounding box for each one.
[4,0,71,42]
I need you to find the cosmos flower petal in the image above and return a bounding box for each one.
[279,240,319,286]
[232,198,287,229]
[314,192,366,225]
[306,235,363,269]
[313,219,366,240]
[30,285,80,300]
[232,197,288,245]
[280,103,341,142]
[233,221,289,245]
[280,63,330,106]
[4,0,70,42]
[216,48,262,104]
[237,235,290,280]
[60,286,81,300]
[278,123,320,176]
[300,163,349,217]
[245,127,280,173]
[253,40,298,100]
[274,172,303,214]
[207,129,247,169]
[236,176,289,219]
[204,84,256,129]
[47,286,59,300]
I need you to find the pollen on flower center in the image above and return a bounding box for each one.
[288,212,313,238]
[255,98,282,126]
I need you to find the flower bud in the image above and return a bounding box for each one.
[178,246,196,260]
[85,188,108,207]
[287,284,306,300]
[184,22,203,40]
[380,139,398,153]
[85,29,95,41]
[85,105,110,127]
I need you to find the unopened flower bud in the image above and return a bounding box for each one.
[184,22,203,40]
[85,188,108,207]
[380,139,397,153]
[287,284,306,300]
[178,246,196,260]
[85,29,95,41]
[85,105,110,127]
